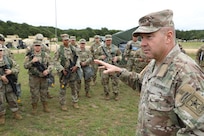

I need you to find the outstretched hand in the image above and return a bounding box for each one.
[94,59,122,74]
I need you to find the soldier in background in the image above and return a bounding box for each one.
[89,35,101,85]
[53,34,80,111]
[95,9,204,136]
[94,34,122,101]
[0,34,14,59]
[77,39,93,98]
[196,44,204,71]
[124,35,149,73]
[69,36,78,48]
[0,47,22,125]
[24,40,53,115]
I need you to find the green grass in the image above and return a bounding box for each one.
[1,42,199,136]
[0,52,139,136]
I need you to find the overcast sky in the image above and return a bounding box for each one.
[0,0,204,31]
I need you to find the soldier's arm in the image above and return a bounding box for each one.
[23,56,33,69]
[53,50,64,72]
[10,59,19,75]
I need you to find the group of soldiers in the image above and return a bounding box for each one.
[2,30,203,126]
[0,32,149,125]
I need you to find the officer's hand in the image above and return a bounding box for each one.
[1,75,9,84]
[4,69,12,75]
[71,66,78,72]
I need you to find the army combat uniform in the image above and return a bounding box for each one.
[95,36,122,100]
[196,44,204,71]
[89,35,102,84]
[119,45,204,136]
[53,44,81,108]
[124,40,149,73]
[24,41,53,114]
[77,39,93,97]
[0,54,22,124]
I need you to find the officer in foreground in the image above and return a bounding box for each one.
[95,9,204,136]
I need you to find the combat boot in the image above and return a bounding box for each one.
[73,103,79,109]
[61,105,68,111]
[85,92,91,98]
[105,93,110,100]
[0,115,5,125]
[42,102,50,113]
[31,103,37,115]
[13,111,22,120]
[114,93,119,101]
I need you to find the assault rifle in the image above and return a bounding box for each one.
[26,52,54,85]
[101,45,118,65]
[60,53,78,87]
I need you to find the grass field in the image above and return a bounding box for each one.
[0,52,139,136]
[0,42,201,136]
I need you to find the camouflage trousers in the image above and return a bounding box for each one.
[29,75,49,104]
[58,73,79,105]
[0,83,19,116]
[77,77,91,93]
[101,72,119,95]
[91,63,98,82]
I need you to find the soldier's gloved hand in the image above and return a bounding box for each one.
[1,75,9,84]
[71,66,78,72]
[4,69,12,75]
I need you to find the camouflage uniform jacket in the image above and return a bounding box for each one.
[119,45,204,136]
[24,51,53,77]
[78,48,93,67]
[124,40,141,58]
[95,44,122,65]
[90,42,101,59]
[0,57,19,83]
[53,45,81,72]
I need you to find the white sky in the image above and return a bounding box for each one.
[0,0,204,31]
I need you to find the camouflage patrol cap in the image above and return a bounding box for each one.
[105,34,112,40]
[94,35,100,39]
[33,40,42,46]
[0,34,5,41]
[79,39,86,44]
[70,36,76,41]
[61,34,69,40]
[35,33,44,41]
[133,9,174,36]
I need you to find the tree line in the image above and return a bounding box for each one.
[1,20,204,41]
